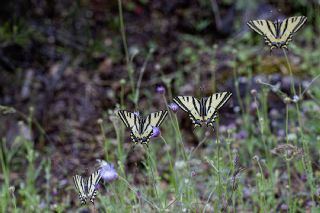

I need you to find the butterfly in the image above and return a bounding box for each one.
[118,110,168,144]
[73,170,101,205]
[247,16,307,51]
[173,92,232,128]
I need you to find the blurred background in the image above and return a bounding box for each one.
[0,0,319,212]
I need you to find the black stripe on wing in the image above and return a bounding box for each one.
[87,170,101,204]
[207,92,232,125]
[118,110,132,128]
[73,175,87,205]
[173,96,202,127]
[215,92,232,110]
[153,110,168,126]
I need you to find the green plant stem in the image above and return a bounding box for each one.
[282,50,296,97]
[117,0,129,64]
[253,96,269,156]
[162,94,187,161]
[232,62,245,114]
[118,176,160,211]
[283,48,315,203]
[146,146,160,206]
[160,136,178,193]
[99,121,109,161]
[216,138,222,209]
[284,103,293,209]
[117,0,135,104]
[135,50,152,104]
[256,159,266,211]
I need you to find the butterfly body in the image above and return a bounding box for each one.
[247,16,307,50]
[173,92,232,128]
[73,170,101,205]
[118,110,168,144]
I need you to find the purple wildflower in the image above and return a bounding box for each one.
[219,125,227,133]
[307,201,314,208]
[280,204,288,211]
[269,109,279,119]
[168,102,179,112]
[300,174,307,182]
[277,129,285,138]
[235,130,248,140]
[151,127,161,138]
[243,188,251,198]
[97,160,118,182]
[227,123,237,131]
[156,85,165,94]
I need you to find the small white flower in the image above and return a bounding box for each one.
[292,95,300,103]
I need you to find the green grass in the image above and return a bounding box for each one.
[2,58,319,212]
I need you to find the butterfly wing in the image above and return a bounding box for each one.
[87,170,102,204]
[118,110,141,143]
[139,110,168,144]
[173,96,203,127]
[204,92,232,127]
[146,110,168,127]
[73,175,87,205]
[278,16,307,48]
[247,19,277,47]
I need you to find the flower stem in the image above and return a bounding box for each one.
[146,146,160,206]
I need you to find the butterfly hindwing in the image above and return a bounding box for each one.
[204,92,232,127]
[173,96,202,127]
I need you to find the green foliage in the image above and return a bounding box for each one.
[0,21,34,46]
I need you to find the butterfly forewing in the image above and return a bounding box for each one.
[118,110,136,128]
[147,110,168,127]
[173,96,202,127]
[279,16,307,46]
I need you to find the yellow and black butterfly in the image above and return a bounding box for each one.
[73,170,101,205]
[118,110,168,144]
[247,16,307,51]
[173,92,232,128]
